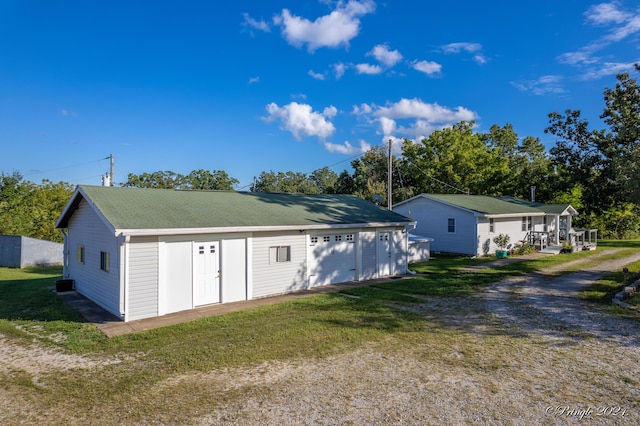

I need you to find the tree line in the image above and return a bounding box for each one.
[2,66,639,241]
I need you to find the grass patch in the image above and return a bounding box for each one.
[582,259,640,304]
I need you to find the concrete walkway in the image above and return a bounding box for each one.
[56,275,412,337]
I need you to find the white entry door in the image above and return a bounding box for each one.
[377,231,392,277]
[193,242,220,306]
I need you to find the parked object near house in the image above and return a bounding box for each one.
[393,194,595,257]
[55,186,413,322]
[407,233,433,263]
[0,234,63,268]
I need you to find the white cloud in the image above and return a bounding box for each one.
[379,116,396,135]
[581,61,640,80]
[60,109,77,117]
[248,76,260,84]
[510,75,567,95]
[324,139,371,154]
[333,62,347,79]
[263,102,336,140]
[353,98,479,140]
[355,63,382,74]
[352,103,372,114]
[441,42,487,64]
[374,98,477,122]
[274,0,375,52]
[368,44,403,67]
[585,2,630,25]
[323,105,338,118]
[411,60,441,76]
[242,13,271,33]
[442,42,482,54]
[557,49,601,65]
[472,54,487,65]
[308,70,325,80]
[558,2,640,73]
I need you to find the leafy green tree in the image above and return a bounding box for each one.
[121,169,239,190]
[253,171,319,194]
[601,64,640,204]
[0,172,73,242]
[403,121,509,196]
[334,170,355,194]
[121,171,184,189]
[479,124,552,199]
[309,167,339,194]
[183,169,238,190]
[545,65,640,236]
[348,143,417,206]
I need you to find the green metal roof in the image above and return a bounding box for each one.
[419,194,546,215]
[56,185,412,231]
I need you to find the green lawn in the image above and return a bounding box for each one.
[1,242,639,423]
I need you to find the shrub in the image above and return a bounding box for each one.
[493,233,510,250]
[514,242,537,255]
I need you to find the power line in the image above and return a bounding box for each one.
[21,157,110,178]
[236,151,367,191]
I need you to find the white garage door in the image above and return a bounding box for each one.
[309,233,356,287]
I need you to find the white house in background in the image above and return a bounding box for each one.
[56,185,413,322]
[393,194,588,257]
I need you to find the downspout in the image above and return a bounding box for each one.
[117,233,130,321]
[59,229,68,278]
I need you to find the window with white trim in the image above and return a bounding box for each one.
[447,218,456,233]
[77,245,85,264]
[522,216,532,231]
[269,246,291,263]
[100,251,109,272]
[310,236,318,244]
[489,218,495,233]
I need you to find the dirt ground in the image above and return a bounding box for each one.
[2,253,640,425]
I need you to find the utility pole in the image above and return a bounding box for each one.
[110,154,114,187]
[387,139,392,210]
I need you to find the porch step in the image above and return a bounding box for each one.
[539,245,563,255]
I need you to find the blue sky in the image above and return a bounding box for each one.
[1,1,639,189]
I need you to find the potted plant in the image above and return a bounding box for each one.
[493,233,510,258]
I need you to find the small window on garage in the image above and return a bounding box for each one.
[77,245,85,264]
[269,246,291,263]
[310,236,318,244]
[323,236,331,242]
[335,235,342,241]
[100,251,109,272]
[346,234,354,241]
[448,218,456,233]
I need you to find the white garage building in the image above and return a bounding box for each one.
[56,186,413,322]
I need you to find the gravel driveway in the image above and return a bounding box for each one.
[193,252,640,425]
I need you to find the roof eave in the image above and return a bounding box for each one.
[116,221,414,237]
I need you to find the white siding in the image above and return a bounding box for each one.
[127,236,158,321]
[392,229,407,274]
[252,231,308,298]
[395,198,478,256]
[161,240,193,314]
[359,230,377,280]
[66,199,121,318]
[221,238,247,303]
[309,231,357,286]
